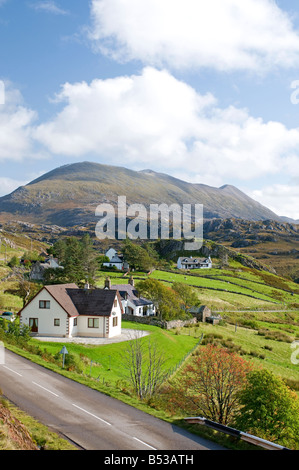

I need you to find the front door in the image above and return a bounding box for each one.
[29,318,38,333]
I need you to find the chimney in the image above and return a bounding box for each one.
[129,276,134,287]
[105,277,111,289]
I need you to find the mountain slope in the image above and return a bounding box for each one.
[0,161,282,226]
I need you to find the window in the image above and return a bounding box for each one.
[88,318,99,328]
[39,300,50,309]
[113,317,118,327]
[73,318,77,326]
[54,319,60,327]
[114,299,118,307]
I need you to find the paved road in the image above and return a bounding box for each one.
[0,349,224,451]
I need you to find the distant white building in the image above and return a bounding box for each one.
[103,248,129,271]
[177,256,212,270]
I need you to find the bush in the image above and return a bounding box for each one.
[234,369,299,449]
[257,328,293,343]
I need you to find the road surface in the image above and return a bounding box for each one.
[0,349,224,451]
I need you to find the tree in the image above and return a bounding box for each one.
[165,344,253,425]
[80,234,98,283]
[47,235,98,286]
[172,282,200,310]
[234,369,299,449]
[123,331,168,400]
[136,278,185,320]
[10,267,41,306]
[121,239,156,272]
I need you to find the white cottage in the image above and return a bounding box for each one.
[19,283,123,338]
[102,248,129,271]
[177,256,212,270]
[104,277,156,317]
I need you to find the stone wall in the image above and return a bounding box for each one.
[122,314,197,330]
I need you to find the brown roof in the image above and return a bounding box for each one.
[19,283,123,318]
[45,283,79,317]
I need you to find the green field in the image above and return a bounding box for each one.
[2,257,299,392]
[31,316,299,393]
[30,321,200,386]
[96,265,299,311]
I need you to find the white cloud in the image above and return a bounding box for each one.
[0,83,37,161]
[34,67,299,187]
[89,0,299,73]
[0,177,28,197]
[29,1,69,16]
[34,67,216,163]
[248,184,299,221]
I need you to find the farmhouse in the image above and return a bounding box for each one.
[19,283,123,338]
[177,256,212,270]
[104,276,156,317]
[102,248,129,271]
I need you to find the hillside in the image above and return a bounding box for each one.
[203,218,299,279]
[0,161,283,226]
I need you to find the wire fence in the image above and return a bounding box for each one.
[165,333,204,380]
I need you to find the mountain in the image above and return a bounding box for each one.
[0,161,284,227]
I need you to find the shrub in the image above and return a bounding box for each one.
[234,369,299,449]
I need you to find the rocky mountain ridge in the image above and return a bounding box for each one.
[0,161,285,226]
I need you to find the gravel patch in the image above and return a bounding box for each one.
[34,329,149,345]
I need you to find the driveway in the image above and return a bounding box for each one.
[34,328,149,345]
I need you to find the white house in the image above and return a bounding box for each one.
[19,283,123,338]
[104,277,156,317]
[103,248,129,271]
[177,256,212,270]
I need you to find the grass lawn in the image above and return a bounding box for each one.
[31,321,200,387]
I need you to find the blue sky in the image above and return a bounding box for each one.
[1,0,299,219]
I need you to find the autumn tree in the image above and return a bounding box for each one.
[165,344,253,425]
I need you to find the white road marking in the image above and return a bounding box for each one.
[32,381,60,397]
[133,436,157,450]
[72,403,112,426]
[3,365,23,377]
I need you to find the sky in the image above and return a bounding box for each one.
[1,0,299,220]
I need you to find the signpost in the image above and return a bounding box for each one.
[59,346,68,368]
